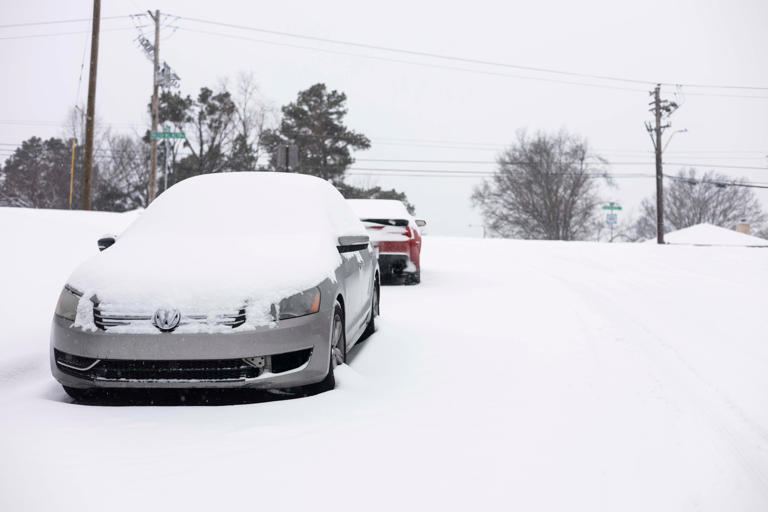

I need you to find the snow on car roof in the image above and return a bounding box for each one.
[123,172,364,240]
[346,199,411,220]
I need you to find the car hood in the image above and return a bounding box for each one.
[67,234,340,314]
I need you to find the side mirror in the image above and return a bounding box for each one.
[337,235,369,253]
[97,235,116,251]
[415,219,427,227]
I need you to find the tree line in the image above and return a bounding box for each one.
[0,75,413,212]
[472,131,767,241]
[1,81,764,240]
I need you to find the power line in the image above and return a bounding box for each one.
[663,162,768,170]
[175,15,768,92]
[354,157,768,170]
[350,167,648,176]
[356,158,496,164]
[176,27,648,93]
[663,174,768,189]
[0,15,140,29]
[0,26,145,41]
[176,25,768,99]
[0,119,143,127]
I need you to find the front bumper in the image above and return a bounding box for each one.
[50,312,331,390]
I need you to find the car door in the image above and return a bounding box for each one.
[339,249,362,335]
[357,240,376,318]
[337,236,370,339]
[347,242,373,338]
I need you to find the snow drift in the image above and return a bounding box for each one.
[657,223,768,247]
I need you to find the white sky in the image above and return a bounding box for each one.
[1,0,766,236]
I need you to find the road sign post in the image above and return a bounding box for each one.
[276,144,299,171]
[602,203,622,242]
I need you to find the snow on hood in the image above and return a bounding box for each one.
[69,235,338,309]
[66,172,365,317]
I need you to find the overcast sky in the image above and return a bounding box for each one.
[1,0,766,236]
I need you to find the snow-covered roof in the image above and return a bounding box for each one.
[346,199,411,220]
[656,223,768,247]
[124,172,363,239]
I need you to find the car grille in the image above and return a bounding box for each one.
[54,348,313,383]
[92,359,261,382]
[92,305,246,332]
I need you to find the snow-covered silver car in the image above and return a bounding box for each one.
[51,173,380,401]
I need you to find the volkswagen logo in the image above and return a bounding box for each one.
[152,308,181,332]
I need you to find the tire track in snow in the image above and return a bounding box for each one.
[535,262,768,498]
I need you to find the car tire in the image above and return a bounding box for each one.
[406,269,421,285]
[294,301,345,396]
[360,279,379,340]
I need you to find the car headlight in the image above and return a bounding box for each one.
[276,287,321,320]
[55,285,82,321]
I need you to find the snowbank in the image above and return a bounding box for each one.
[651,223,768,247]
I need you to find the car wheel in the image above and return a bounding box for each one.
[294,301,345,396]
[360,279,379,340]
[406,269,421,285]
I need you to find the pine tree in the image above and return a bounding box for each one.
[261,83,370,182]
[0,137,83,208]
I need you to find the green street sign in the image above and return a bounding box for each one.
[602,202,622,211]
[150,131,185,139]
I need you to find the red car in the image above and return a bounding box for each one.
[347,199,426,284]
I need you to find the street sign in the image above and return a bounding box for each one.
[276,144,299,170]
[602,202,622,211]
[150,131,185,139]
[606,213,618,226]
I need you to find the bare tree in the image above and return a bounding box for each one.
[631,168,767,240]
[228,72,274,171]
[472,130,606,240]
[93,134,150,211]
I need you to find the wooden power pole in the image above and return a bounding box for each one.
[652,84,664,244]
[80,0,100,210]
[646,84,679,245]
[147,9,160,204]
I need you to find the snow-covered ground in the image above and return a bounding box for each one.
[1,206,767,511]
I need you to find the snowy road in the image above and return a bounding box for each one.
[1,207,767,511]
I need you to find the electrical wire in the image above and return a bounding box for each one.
[175,27,649,93]
[0,26,147,41]
[175,15,768,93]
[0,15,141,29]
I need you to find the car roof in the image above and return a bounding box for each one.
[346,199,411,220]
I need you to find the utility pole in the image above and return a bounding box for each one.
[645,84,679,245]
[147,9,160,204]
[80,0,100,210]
[163,137,169,192]
[652,85,664,244]
[69,139,76,208]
